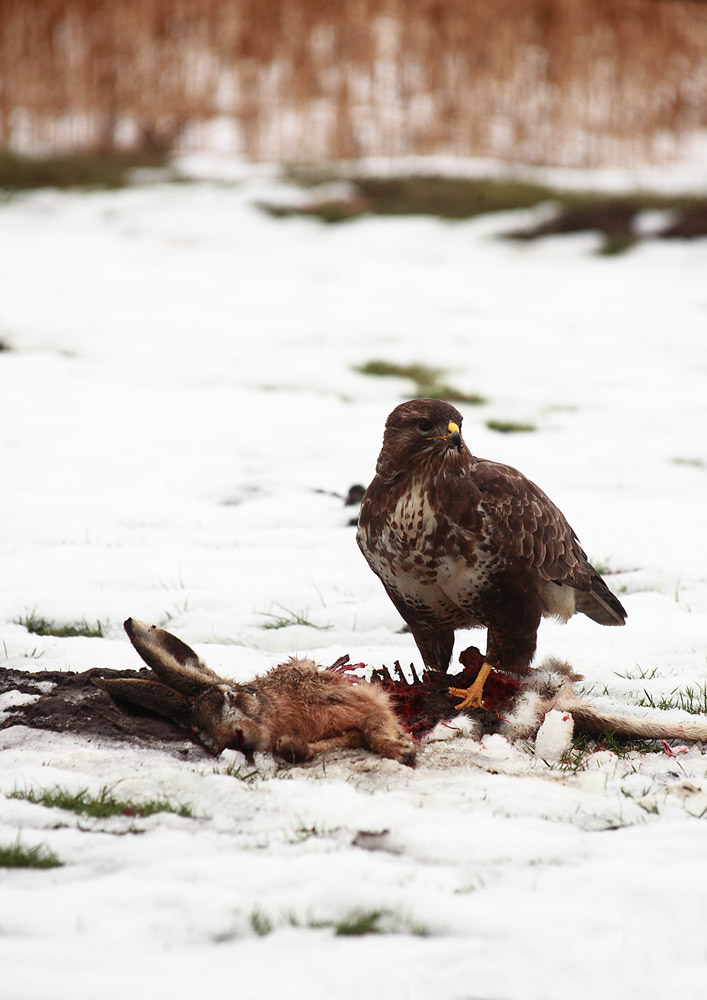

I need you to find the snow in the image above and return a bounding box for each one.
[1,158,706,999]
[534,709,575,761]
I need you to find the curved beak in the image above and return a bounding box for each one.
[447,421,462,450]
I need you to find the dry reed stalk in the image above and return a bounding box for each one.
[1,0,706,166]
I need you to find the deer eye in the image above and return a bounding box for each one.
[417,419,433,433]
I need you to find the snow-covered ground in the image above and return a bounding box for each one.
[1,159,706,999]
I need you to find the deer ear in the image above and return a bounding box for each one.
[123,618,221,695]
[92,677,192,727]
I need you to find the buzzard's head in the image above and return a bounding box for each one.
[376,399,467,477]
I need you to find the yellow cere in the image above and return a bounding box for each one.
[447,422,460,435]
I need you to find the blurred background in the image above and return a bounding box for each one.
[2,0,706,169]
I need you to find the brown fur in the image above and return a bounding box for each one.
[94,623,706,767]
[93,620,416,766]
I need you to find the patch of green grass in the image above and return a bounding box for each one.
[335,909,388,936]
[615,664,660,681]
[485,419,537,434]
[0,837,63,869]
[11,785,193,819]
[250,908,274,937]
[354,175,551,219]
[672,457,706,469]
[637,684,707,716]
[353,358,485,406]
[15,611,107,638]
[258,604,332,631]
[334,908,428,937]
[0,149,172,191]
[219,762,259,782]
[354,359,443,383]
[417,383,486,405]
[541,746,591,773]
[573,730,662,758]
[244,906,429,938]
[455,876,487,895]
[541,729,663,771]
[599,232,638,256]
[279,170,557,221]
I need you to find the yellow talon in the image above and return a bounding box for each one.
[448,662,493,710]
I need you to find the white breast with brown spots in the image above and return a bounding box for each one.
[359,483,494,626]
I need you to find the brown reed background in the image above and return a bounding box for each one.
[2,0,706,166]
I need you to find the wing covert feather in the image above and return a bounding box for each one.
[456,460,595,588]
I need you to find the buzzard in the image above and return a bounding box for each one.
[356,399,627,709]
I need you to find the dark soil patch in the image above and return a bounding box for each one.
[503,196,707,253]
[0,666,199,756]
[507,200,641,254]
[661,204,707,239]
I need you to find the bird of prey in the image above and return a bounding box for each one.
[356,398,627,709]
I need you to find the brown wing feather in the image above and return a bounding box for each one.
[463,460,626,623]
[467,460,594,585]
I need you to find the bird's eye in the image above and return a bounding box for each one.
[417,419,433,433]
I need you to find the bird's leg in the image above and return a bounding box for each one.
[409,627,455,675]
[448,662,493,710]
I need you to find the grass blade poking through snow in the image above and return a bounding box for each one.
[15,611,107,638]
[258,604,332,631]
[0,838,63,869]
[10,785,193,819]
